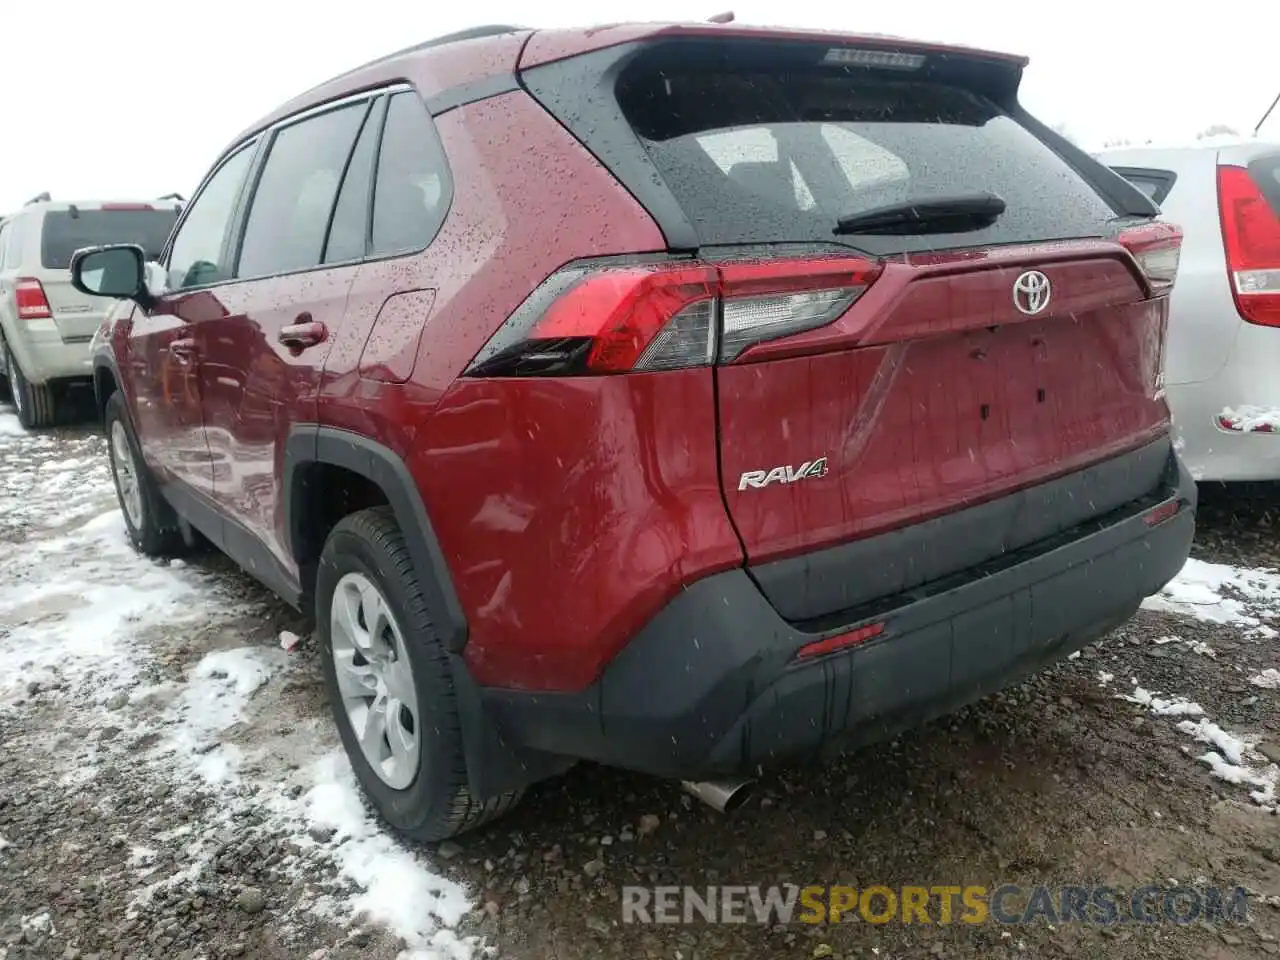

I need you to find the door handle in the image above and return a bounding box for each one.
[278,319,327,350]
[169,338,196,364]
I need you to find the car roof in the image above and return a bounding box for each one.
[1,199,182,220]
[1097,137,1280,166]
[228,20,1026,152]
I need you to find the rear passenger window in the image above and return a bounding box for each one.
[324,99,385,264]
[237,102,368,278]
[168,143,256,291]
[370,92,451,256]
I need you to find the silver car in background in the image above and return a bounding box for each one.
[1099,140,1280,481]
[0,196,180,428]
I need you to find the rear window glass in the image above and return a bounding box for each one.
[616,69,1116,252]
[40,208,180,270]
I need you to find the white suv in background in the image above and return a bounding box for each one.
[1099,141,1280,481]
[0,196,180,428]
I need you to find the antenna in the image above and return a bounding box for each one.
[1256,88,1280,138]
[707,10,735,22]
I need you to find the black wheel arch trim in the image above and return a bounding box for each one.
[284,424,570,800]
[284,425,468,653]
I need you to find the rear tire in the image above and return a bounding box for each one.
[316,506,523,841]
[7,350,56,429]
[0,336,12,403]
[104,391,182,556]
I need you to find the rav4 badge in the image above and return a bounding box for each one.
[738,457,829,491]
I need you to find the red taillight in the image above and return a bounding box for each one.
[466,256,882,377]
[1217,164,1280,328]
[1117,221,1183,296]
[794,622,885,660]
[15,278,52,320]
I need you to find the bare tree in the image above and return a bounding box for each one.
[1197,123,1239,140]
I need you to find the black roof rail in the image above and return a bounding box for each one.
[309,25,527,94]
[25,191,51,205]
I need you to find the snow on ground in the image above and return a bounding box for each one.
[1131,554,1280,811]
[1142,555,1280,634]
[1121,675,1279,812]
[0,405,479,958]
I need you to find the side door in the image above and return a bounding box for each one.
[193,94,375,587]
[124,142,258,494]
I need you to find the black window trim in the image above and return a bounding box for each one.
[365,89,455,261]
[228,92,380,284]
[161,79,456,295]
[1108,165,1179,206]
[321,94,389,264]
[159,137,263,295]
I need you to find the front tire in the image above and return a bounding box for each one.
[103,391,181,556]
[7,349,56,429]
[316,507,522,841]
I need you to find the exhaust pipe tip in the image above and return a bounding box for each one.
[681,778,754,813]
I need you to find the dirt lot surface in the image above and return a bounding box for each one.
[1,407,1277,960]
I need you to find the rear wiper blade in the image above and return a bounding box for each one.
[834,193,1006,235]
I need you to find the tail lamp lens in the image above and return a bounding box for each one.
[1217,164,1280,328]
[466,256,881,377]
[15,278,53,320]
[1116,221,1183,296]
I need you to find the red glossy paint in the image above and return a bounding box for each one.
[417,373,743,691]
[314,91,666,455]
[100,24,1182,704]
[715,243,1170,563]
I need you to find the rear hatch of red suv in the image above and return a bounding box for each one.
[517,28,1180,624]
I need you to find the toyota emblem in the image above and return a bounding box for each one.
[1012,270,1051,315]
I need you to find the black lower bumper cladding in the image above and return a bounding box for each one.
[480,441,1196,782]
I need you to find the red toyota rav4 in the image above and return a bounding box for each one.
[71,22,1195,840]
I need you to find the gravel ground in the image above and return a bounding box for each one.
[1,408,1278,960]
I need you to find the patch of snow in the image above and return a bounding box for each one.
[279,629,302,651]
[1177,718,1278,808]
[1098,671,1115,686]
[1220,405,1280,434]
[0,411,26,436]
[1127,678,1277,810]
[1141,557,1280,630]
[1122,685,1205,717]
[155,646,285,786]
[0,421,481,956]
[0,510,224,706]
[1250,668,1280,689]
[302,753,479,958]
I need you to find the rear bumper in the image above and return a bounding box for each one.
[5,322,94,385]
[480,446,1196,781]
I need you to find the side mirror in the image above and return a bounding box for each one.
[70,244,147,301]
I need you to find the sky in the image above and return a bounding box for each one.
[2,0,1276,211]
